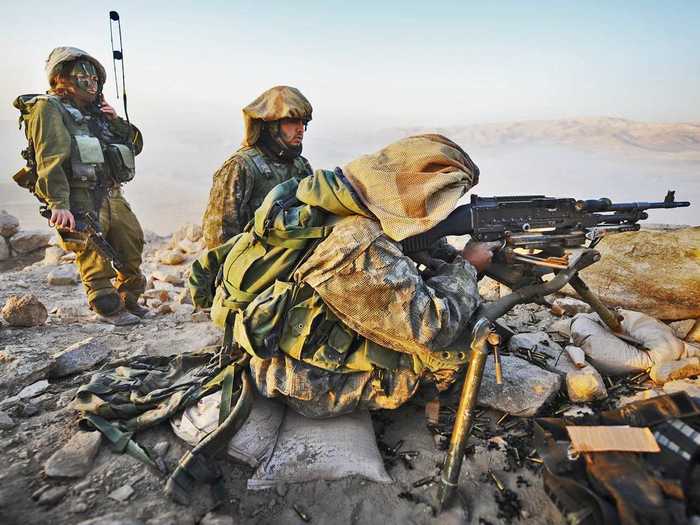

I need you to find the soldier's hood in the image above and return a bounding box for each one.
[242,86,312,147]
[338,134,479,241]
[45,47,107,85]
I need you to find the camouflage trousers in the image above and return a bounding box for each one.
[249,354,426,419]
[58,187,145,306]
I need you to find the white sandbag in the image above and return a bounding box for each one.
[248,409,392,489]
[650,357,700,385]
[170,389,285,467]
[570,310,700,376]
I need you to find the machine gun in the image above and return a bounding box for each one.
[401,191,691,509]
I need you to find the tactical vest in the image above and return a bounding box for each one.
[236,145,312,216]
[13,94,135,196]
[198,175,470,377]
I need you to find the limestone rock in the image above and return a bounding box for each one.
[109,484,134,502]
[552,297,592,316]
[200,513,234,525]
[178,238,202,255]
[49,337,110,378]
[170,223,202,246]
[2,294,48,327]
[177,288,192,305]
[47,264,79,285]
[55,304,92,321]
[146,512,195,525]
[0,210,20,238]
[9,230,52,254]
[152,268,183,285]
[650,357,700,385]
[0,238,9,261]
[38,486,67,507]
[44,431,102,478]
[143,289,170,302]
[77,514,144,525]
[0,411,15,430]
[0,345,52,392]
[570,227,700,320]
[157,250,185,265]
[478,355,562,416]
[688,321,700,344]
[668,319,698,340]
[508,331,576,374]
[1,379,50,407]
[566,365,608,402]
[43,245,67,266]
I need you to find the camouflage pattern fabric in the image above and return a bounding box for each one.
[249,354,421,419]
[343,134,479,241]
[202,145,311,249]
[241,86,312,147]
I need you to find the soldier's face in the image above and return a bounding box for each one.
[279,118,306,146]
[68,61,99,101]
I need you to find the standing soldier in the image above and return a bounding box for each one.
[13,47,147,325]
[202,86,313,249]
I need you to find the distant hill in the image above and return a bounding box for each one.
[397,117,700,160]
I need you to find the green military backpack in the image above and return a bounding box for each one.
[191,176,334,356]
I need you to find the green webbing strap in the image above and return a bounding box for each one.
[84,413,161,473]
[165,369,254,505]
[218,364,236,426]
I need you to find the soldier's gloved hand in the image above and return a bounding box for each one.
[50,208,76,231]
[461,241,496,273]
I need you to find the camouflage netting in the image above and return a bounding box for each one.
[45,46,107,84]
[242,86,312,147]
[342,134,479,241]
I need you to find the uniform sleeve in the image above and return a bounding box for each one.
[202,157,253,249]
[188,235,240,308]
[27,99,72,210]
[108,117,144,155]
[302,231,481,356]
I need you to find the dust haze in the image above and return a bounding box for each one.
[1,116,698,235]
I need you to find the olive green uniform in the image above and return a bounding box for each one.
[202,145,311,249]
[19,94,145,306]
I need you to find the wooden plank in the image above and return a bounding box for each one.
[566,425,660,453]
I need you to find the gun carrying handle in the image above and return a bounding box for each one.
[568,274,623,333]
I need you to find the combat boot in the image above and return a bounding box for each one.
[120,292,152,319]
[90,293,140,326]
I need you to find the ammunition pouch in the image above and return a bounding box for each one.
[104,143,136,183]
[70,135,104,188]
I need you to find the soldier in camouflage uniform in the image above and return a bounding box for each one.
[191,135,496,418]
[14,47,146,325]
[202,86,313,249]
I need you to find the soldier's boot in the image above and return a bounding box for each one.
[120,291,151,319]
[90,293,140,326]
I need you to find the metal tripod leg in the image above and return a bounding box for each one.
[437,318,492,510]
[569,274,622,333]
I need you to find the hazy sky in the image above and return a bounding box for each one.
[2,0,699,128]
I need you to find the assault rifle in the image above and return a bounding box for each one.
[401,191,691,509]
[39,206,127,274]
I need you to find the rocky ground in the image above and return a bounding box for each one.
[1,219,698,525]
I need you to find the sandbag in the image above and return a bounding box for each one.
[170,389,285,468]
[570,310,700,376]
[248,409,392,489]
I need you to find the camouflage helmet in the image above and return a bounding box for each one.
[242,86,312,147]
[45,47,107,86]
